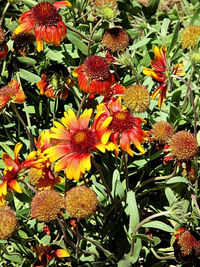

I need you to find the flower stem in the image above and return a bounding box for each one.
[88,18,103,56]
[66,24,95,44]
[150,247,174,260]
[0,2,10,27]
[130,210,171,256]
[122,151,129,192]
[76,92,87,118]
[21,180,38,193]
[91,157,115,206]
[15,71,35,149]
[172,74,197,137]
[133,164,177,193]
[11,103,35,151]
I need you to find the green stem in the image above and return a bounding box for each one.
[122,151,129,192]
[172,74,197,137]
[88,18,102,56]
[11,103,34,151]
[66,24,95,44]
[133,165,177,193]
[150,247,174,260]
[91,157,115,206]
[0,2,10,27]
[16,71,34,149]
[130,211,171,256]
[76,92,87,118]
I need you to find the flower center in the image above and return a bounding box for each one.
[83,55,110,81]
[70,129,96,154]
[32,2,61,26]
[111,111,135,132]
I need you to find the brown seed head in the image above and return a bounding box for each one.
[170,131,198,161]
[123,84,150,113]
[11,30,36,46]
[180,25,200,49]
[65,186,98,219]
[0,28,5,43]
[102,28,129,52]
[151,121,174,144]
[0,206,17,240]
[31,190,64,222]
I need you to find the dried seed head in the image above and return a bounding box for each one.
[151,121,174,144]
[123,84,150,113]
[31,190,64,222]
[65,186,98,219]
[170,131,198,161]
[180,25,200,49]
[0,28,5,43]
[102,28,129,52]
[0,206,17,240]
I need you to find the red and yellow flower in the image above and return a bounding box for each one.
[14,1,72,52]
[96,97,148,156]
[143,45,185,108]
[32,130,62,189]
[0,80,25,109]
[45,108,115,181]
[0,143,42,206]
[32,244,69,266]
[73,55,115,94]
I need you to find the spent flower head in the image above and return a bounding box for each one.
[65,186,98,218]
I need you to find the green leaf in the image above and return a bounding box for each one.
[67,30,88,55]
[111,169,125,199]
[167,20,180,56]
[19,68,40,84]
[3,253,23,263]
[190,4,200,24]
[18,230,29,239]
[132,234,154,243]
[129,38,152,50]
[126,191,139,236]
[142,220,174,232]
[165,187,177,206]
[166,176,192,186]
[41,235,51,245]
[161,18,170,37]
[17,57,37,66]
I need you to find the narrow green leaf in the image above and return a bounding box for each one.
[142,220,174,232]
[18,230,29,239]
[67,30,88,55]
[166,176,192,185]
[165,187,177,206]
[111,169,125,199]
[161,18,170,37]
[167,20,180,56]
[190,4,200,24]
[19,68,40,84]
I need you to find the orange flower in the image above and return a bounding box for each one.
[73,55,115,94]
[0,42,8,60]
[45,108,115,181]
[32,244,69,266]
[32,130,62,190]
[0,143,42,206]
[143,46,185,108]
[14,1,72,52]
[36,64,73,99]
[0,80,25,109]
[96,97,147,156]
